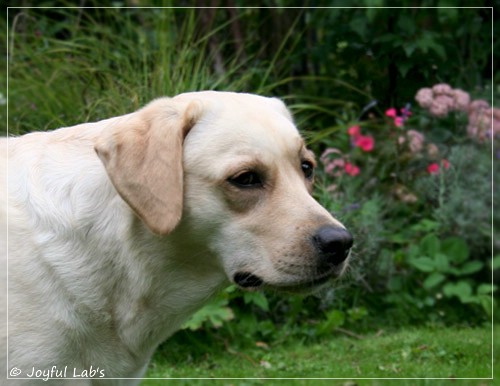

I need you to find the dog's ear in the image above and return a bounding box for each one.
[94,98,202,236]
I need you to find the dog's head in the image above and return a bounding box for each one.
[95,91,352,293]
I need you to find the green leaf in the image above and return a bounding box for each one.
[317,309,345,335]
[429,41,446,59]
[458,261,484,276]
[347,307,368,322]
[492,255,500,270]
[375,34,398,44]
[411,219,440,233]
[423,296,436,306]
[441,237,469,264]
[243,291,269,311]
[397,14,417,36]
[434,253,450,272]
[448,267,462,276]
[388,234,407,244]
[420,234,440,257]
[388,276,403,291]
[398,61,413,77]
[423,272,446,289]
[478,295,493,317]
[182,298,234,330]
[409,256,436,272]
[438,6,458,24]
[349,17,368,40]
[477,284,497,295]
[416,32,446,59]
[443,281,473,302]
[407,244,420,259]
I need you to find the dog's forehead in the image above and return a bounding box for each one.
[183,92,306,164]
[176,91,294,129]
[213,112,301,158]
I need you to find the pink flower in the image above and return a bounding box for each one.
[347,126,375,151]
[469,99,490,113]
[385,108,397,118]
[429,97,452,117]
[320,148,343,164]
[320,148,345,177]
[427,163,440,175]
[325,159,345,177]
[432,83,453,96]
[344,162,360,176]
[453,89,470,111]
[355,135,375,152]
[467,100,493,142]
[407,130,425,153]
[401,107,412,118]
[415,88,433,108]
[348,125,361,137]
[387,104,411,127]
[441,159,450,169]
[394,116,404,127]
[427,143,439,158]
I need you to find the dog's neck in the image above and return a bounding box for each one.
[71,193,228,365]
[8,133,228,372]
[115,218,228,355]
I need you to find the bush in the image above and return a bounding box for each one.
[313,83,497,326]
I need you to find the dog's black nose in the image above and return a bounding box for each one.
[313,226,353,265]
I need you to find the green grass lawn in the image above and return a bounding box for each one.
[142,324,495,385]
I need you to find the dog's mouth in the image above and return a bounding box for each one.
[232,271,335,293]
[233,272,264,288]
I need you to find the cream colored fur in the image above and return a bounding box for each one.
[0,91,348,385]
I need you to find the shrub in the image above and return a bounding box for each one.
[312,83,497,326]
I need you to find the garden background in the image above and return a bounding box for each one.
[3,1,498,384]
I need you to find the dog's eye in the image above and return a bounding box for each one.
[229,171,263,188]
[301,161,314,179]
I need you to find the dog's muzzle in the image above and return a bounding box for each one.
[233,225,353,291]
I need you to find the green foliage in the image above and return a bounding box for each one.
[182,284,275,334]
[182,297,234,331]
[415,144,493,255]
[314,93,496,326]
[407,234,495,315]
[5,5,494,134]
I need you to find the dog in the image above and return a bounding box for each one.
[0,91,352,385]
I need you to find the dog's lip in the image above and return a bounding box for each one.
[235,276,331,292]
[267,274,333,293]
[233,266,342,292]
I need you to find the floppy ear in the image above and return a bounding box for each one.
[94,98,202,236]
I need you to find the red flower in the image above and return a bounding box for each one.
[355,135,375,152]
[387,105,411,127]
[348,125,375,152]
[427,163,440,174]
[394,117,404,127]
[427,160,450,175]
[344,162,360,176]
[385,108,397,118]
[348,125,361,137]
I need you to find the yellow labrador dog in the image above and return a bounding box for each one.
[0,91,352,385]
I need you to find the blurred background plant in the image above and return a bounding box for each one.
[3,1,497,350]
